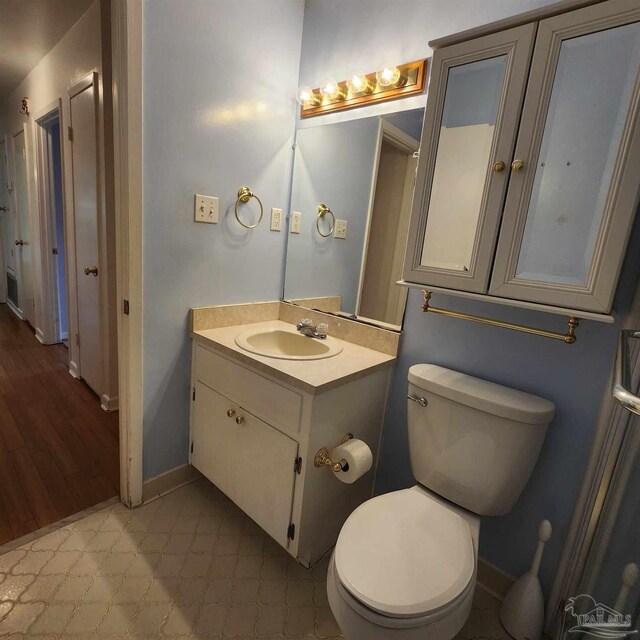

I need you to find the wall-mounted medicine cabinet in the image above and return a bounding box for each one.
[403,0,640,315]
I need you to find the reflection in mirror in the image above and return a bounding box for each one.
[283,108,424,330]
[420,56,507,272]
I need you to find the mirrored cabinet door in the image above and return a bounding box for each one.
[404,24,536,292]
[490,0,640,312]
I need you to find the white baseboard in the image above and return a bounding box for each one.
[101,393,119,412]
[68,360,79,378]
[35,327,45,344]
[7,300,23,320]
[477,557,516,601]
[142,463,203,504]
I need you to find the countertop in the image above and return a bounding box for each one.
[191,320,396,394]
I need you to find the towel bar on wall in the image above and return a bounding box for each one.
[421,290,579,344]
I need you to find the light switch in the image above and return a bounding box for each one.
[291,211,302,234]
[271,207,283,231]
[334,219,348,239]
[194,194,219,224]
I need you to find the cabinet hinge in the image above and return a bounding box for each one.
[190,442,194,454]
[52,247,58,255]
[123,299,130,315]
[67,126,73,142]
[75,333,80,346]
[293,457,302,474]
[287,523,295,541]
[192,387,196,401]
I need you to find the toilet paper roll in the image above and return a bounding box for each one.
[329,439,373,484]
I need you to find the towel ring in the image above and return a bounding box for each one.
[316,204,335,238]
[234,186,263,229]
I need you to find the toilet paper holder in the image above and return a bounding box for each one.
[314,433,354,472]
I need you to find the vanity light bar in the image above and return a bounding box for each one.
[298,59,428,119]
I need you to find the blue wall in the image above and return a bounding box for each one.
[298,0,640,595]
[142,0,304,479]
[285,117,380,313]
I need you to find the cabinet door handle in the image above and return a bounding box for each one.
[511,159,525,172]
[235,416,245,425]
[84,266,98,276]
[493,160,506,172]
[226,409,235,418]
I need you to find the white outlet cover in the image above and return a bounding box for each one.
[291,211,302,234]
[271,207,283,231]
[195,194,219,224]
[334,219,348,239]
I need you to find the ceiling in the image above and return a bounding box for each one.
[0,0,96,98]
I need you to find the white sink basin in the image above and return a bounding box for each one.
[235,327,343,360]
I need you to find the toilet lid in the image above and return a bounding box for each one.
[334,488,475,618]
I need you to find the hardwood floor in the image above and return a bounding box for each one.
[0,303,119,544]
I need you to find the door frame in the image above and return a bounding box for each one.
[0,137,10,303]
[546,278,640,632]
[355,119,418,324]
[33,99,70,345]
[111,0,143,507]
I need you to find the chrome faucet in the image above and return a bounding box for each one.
[296,319,328,339]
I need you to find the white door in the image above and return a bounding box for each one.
[0,139,11,300]
[69,78,101,394]
[12,129,35,324]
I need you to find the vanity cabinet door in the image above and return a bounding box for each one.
[191,381,299,549]
[403,24,536,292]
[490,0,640,312]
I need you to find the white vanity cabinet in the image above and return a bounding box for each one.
[404,0,640,314]
[189,339,392,567]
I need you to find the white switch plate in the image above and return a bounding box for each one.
[270,207,283,231]
[334,219,348,239]
[290,211,302,234]
[194,194,219,223]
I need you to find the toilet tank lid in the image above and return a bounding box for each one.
[408,364,555,425]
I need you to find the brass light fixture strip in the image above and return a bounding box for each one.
[422,290,579,344]
[301,59,428,119]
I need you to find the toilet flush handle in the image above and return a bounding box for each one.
[407,394,427,407]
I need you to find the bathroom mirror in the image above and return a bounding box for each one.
[283,108,424,330]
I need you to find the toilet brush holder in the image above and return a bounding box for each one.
[500,519,552,640]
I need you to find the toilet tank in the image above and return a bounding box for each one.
[407,364,554,516]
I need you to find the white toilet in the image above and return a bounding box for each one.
[327,364,555,640]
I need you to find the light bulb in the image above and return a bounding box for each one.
[320,77,341,100]
[376,62,401,87]
[346,70,372,94]
[296,86,319,106]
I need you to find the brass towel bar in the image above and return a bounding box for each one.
[422,290,579,344]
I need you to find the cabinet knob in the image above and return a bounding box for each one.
[226,409,235,418]
[511,159,525,172]
[84,266,98,276]
[493,160,506,173]
[235,416,245,425]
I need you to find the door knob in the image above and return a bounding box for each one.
[226,409,235,418]
[511,159,525,172]
[84,266,98,276]
[14,240,23,246]
[493,160,506,173]
[235,416,245,425]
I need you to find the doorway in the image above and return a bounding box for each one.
[357,121,419,326]
[35,107,69,346]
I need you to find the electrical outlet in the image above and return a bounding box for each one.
[334,219,348,239]
[271,207,283,231]
[194,194,219,223]
[290,211,302,234]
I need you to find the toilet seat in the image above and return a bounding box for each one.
[334,487,475,619]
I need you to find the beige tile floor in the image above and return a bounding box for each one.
[0,478,511,639]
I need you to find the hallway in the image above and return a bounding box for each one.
[0,304,119,545]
